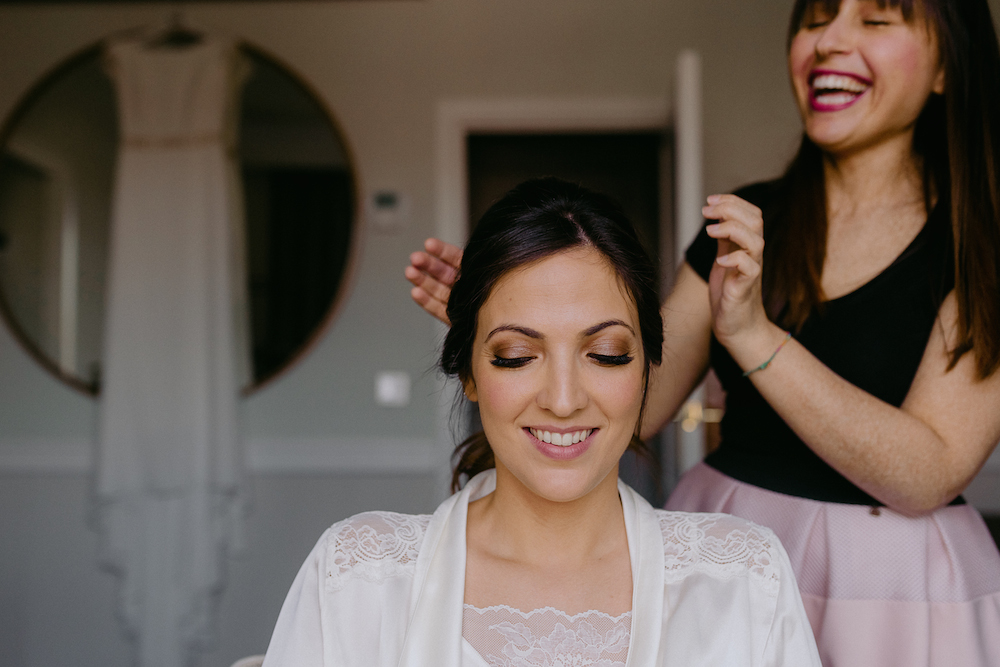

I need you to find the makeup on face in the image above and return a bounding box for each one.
[809,69,873,111]
[788,0,944,154]
[466,247,646,503]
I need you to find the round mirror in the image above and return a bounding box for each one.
[0,43,356,394]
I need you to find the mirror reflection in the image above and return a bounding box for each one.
[0,44,355,393]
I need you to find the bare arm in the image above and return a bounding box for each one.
[640,262,713,439]
[706,195,1000,514]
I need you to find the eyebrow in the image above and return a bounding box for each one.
[484,319,635,342]
[584,319,636,337]
[485,325,543,342]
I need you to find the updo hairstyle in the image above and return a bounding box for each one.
[440,178,663,491]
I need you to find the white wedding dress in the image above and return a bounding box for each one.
[262,470,821,666]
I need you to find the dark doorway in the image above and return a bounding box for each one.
[468,133,664,286]
[466,132,671,505]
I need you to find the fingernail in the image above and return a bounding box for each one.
[707,194,722,204]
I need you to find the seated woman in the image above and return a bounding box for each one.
[261,178,820,667]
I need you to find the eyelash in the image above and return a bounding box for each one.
[490,356,533,369]
[806,17,891,29]
[590,353,634,366]
[489,353,634,368]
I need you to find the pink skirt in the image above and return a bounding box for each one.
[666,463,1000,667]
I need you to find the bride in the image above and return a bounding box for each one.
[261,178,820,666]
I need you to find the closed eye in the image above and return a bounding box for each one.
[491,355,534,369]
[589,353,634,366]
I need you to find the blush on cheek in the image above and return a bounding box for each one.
[604,375,645,420]
[476,376,524,417]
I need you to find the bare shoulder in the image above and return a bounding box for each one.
[323,511,433,591]
[654,510,784,594]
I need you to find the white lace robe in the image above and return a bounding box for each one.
[262,471,821,666]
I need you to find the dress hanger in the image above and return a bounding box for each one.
[147,12,203,49]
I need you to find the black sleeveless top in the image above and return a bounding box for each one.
[685,181,957,505]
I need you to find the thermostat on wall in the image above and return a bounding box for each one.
[368,189,410,233]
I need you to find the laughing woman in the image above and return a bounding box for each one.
[263,179,820,666]
[406,2,1000,665]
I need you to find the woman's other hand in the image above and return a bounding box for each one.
[703,195,772,351]
[404,238,462,326]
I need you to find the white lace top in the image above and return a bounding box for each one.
[262,471,822,667]
[462,604,631,667]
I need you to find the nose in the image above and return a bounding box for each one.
[814,12,855,59]
[536,354,588,417]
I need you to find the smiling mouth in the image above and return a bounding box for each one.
[527,427,595,447]
[809,71,871,110]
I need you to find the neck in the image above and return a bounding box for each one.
[822,131,926,218]
[471,464,627,568]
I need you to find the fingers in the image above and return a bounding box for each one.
[410,286,451,326]
[405,238,461,326]
[424,238,463,270]
[703,194,764,271]
[714,249,761,280]
[404,263,452,303]
[706,220,764,259]
[409,250,459,288]
[702,195,763,234]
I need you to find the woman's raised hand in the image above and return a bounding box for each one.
[404,238,463,326]
[703,195,772,351]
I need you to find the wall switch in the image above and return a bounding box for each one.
[375,371,411,407]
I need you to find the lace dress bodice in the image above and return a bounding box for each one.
[463,604,631,667]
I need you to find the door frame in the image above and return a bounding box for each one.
[434,97,671,246]
[430,97,672,499]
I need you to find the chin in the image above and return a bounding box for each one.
[805,122,862,153]
[518,467,616,504]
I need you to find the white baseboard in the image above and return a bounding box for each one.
[0,436,444,475]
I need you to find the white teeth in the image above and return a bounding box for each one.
[811,73,869,94]
[529,428,593,446]
[815,92,858,105]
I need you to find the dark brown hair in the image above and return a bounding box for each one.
[441,178,663,491]
[774,0,1000,378]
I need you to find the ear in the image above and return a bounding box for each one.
[932,62,945,95]
[463,377,478,402]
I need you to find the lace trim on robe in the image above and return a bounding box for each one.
[324,511,432,591]
[656,510,781,594]
[322,509,781,597]
[463,604,632,667]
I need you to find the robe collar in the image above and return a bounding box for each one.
[397,470,666,666]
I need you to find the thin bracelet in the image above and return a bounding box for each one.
[742,331,792,377]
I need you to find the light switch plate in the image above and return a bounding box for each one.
[375,371,411,407]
